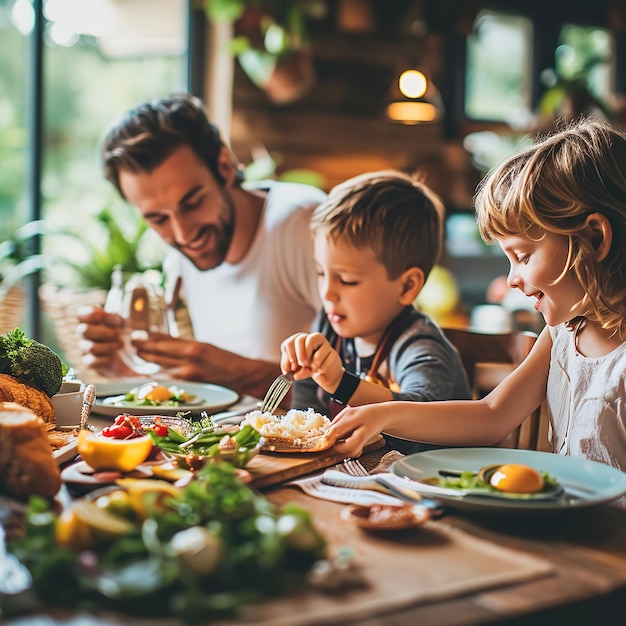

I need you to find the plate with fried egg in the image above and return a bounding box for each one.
[391,448,626,512]
[91,379,239,418]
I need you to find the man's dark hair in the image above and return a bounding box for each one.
[102,93,240,198]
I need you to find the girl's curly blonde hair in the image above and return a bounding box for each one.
[474,118,626,337]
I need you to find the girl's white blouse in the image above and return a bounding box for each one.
[547,324,626,476]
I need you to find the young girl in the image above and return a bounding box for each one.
[328,118,626,478]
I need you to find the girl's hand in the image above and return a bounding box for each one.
[280,332,344,394]
[328,404,387,458]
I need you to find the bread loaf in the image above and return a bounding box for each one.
[0,373,55,423]
[0,402,61,499]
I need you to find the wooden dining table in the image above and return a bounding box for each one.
[4,417,626,625]
[264,465,626,625]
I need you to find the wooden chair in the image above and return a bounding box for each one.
[441,326,544,450]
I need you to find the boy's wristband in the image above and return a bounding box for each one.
[330,371,361,406]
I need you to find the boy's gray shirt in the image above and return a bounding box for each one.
[292,307,471,454]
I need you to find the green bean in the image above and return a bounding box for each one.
[166,428,188,444]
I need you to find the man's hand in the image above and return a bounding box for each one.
[132,332,280,399]
[76,306,135,378]
[78,307,281,397]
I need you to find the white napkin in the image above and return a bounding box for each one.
[286,473,406,506]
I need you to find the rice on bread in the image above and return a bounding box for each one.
[0,401,61,499]
[0,372,55,424]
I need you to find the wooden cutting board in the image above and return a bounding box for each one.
[247,435,385,489]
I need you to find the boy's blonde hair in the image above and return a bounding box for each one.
[475,118,626,336]
[310,170,444,280]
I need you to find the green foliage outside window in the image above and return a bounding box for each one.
[0,0,185,348]
[0,0,185,245]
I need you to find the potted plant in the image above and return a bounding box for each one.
[537,56,616,128]
[37,203,171,379]
[0,221,48,333]
[48,205,158,290]
[204,0,324,104]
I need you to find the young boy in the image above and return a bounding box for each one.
[280,170,470,453]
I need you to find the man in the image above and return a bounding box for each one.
[77,94,325,398]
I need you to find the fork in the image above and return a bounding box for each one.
[342,458,369,477]
[337,458,444,511]
[290,474,406,505]
[259,372,294,415]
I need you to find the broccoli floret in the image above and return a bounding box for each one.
[0,328,66,396]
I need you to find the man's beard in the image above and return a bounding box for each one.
[212,213,235,265]
[180,191,236,271]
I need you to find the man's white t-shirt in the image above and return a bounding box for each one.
[174,181,325,362]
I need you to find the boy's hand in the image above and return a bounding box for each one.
[280,332,344,394]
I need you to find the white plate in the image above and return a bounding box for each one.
[53,436,79,465]
[91,379,239,418]
[391,448,626,512]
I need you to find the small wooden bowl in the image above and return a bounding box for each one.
[341,503,432,531]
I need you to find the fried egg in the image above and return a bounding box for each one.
[489,463,544,494]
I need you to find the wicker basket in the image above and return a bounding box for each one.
[0,285,24,334]
[39,283,110,384]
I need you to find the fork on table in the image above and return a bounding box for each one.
[334,458,444,512]
[341,458,369,477]
[259,372,294,415]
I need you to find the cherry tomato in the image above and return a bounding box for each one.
[116,425,134,439]
[152,424,168,437]
[127,416,141,428]
[102,424,133,439]
[101,425,117,438]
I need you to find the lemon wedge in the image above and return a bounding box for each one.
[115,478,181,518]
[55,506,93,550]
[77,430,154,472]
[151,463,193,483]
[72,501,135,544]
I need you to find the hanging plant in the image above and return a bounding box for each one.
[537,55,616,123]
[204,0,326,103]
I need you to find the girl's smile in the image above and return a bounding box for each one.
[498,229,586,327]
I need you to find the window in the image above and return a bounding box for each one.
[463,15,615,175]
[465,10,533,127]
[0,0,187,351]
[0,0,28,236]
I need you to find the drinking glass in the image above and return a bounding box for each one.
[105,270,169,376]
